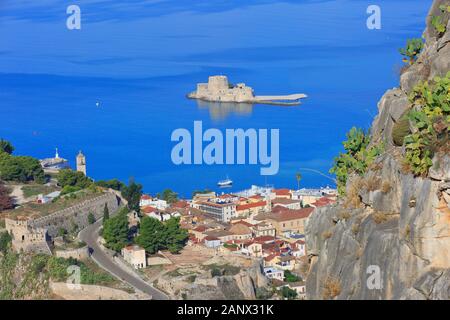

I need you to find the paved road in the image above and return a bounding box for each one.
[79,220,169,300]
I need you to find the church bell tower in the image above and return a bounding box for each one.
[76,151,86,176]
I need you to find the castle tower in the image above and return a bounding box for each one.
[76,151,86,176]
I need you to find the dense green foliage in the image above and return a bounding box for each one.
[431,5,450,36]
[280,286,298,300]
[122,180,143,213]
[0,139,14,155]
[284,270,301,282]
[157,189,178,204]
[399,38,424,65]
[0,153,45,184]
[87,212,96,225]
[56,169,93,189]
[330,127,383,195]
[136,216,188,254]
[95,179,125,191]
[403,72,450,175]
[60,185,82,195]
[103,203,110,220]
[0,231,12,254]
[102,208,130,251]
[44,256,115,284]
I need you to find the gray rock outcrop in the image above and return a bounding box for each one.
[306,0,450,300]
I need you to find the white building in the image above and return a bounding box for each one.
[197,200,237,223]
[263,267,284,281]
[121,245,147,269]
[204,236,221,249]
[37,191,61,204]
[139,195,168,210]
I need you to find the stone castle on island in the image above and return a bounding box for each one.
[188,75,307,106]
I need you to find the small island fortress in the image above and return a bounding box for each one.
[188,75,307,105]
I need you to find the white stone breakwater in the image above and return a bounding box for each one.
[188,75,307,106]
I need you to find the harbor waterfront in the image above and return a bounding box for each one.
[0,0,431,196]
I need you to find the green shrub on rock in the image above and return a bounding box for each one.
[403,72,450,176]
[399,38,424,65]
[330,127,384,195]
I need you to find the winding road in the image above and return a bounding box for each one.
[79,220,169,300]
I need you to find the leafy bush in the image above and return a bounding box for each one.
[284,270,300,282]
[431,4,450,36]
[60,185,82,195]
[431,15,446,35]
[280,286,298,300]
[403,72,450,176]
[95,179,125,191]
[57,169,92,189]
[136,216,188,254]
[102,210,130,252]
[0,139,14,154]
[87,212,96,225]
[46,256,115,284]
[399,38,424,65]
[0,231,12,253]
[330,127,383,195]
[0,153,45,184]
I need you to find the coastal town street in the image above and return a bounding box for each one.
[79,220,169,300]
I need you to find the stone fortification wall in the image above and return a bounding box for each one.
[30,192,120,237]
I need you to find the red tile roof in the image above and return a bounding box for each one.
[141,194,152,200]
[274,189,291,196]
[172,200,189,209]
[312,197,336,207]
[204,236,220,241]
[230,220,254,227]
[253,236,276,243]
[193,225,207,232]
[236,201,267,211]
[141,206,158,214]
[268,207,314,222]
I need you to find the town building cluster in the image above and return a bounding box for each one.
[136,185,337,299]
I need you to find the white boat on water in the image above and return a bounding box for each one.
[218,177,233,187]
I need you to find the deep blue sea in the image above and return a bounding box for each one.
[0,0,432,198]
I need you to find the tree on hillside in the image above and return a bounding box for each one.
[102,211,129,252]
[0,154,45,184]
[192,189,212,198]
[87,212,96,225]
[0,139,14,155]
[164,217,188,254]
[0,182,14,212]
[95,179,125,191]
[295,172,302,190]
[0,231,12,253]
[135,216,166,254]
[103,203,110,221]
[280,286,298,300]
[136,216,188,254]
[121,179,142,214]
[160,189,178,204]
[56,169,92,189]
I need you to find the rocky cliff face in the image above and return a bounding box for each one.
[306,0,450,300]
[156,259,268,300]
